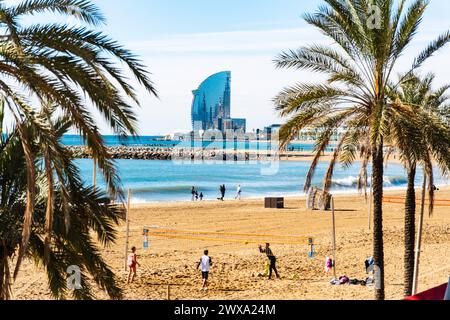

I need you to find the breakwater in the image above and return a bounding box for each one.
[67,146,287,161]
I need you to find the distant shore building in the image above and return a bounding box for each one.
[298,126,348,142]
[191,71,246,133]
[263,124,281,140]
[254,124,347,142]
[233,118,247,132]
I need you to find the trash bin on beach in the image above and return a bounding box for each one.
[264,197,284,209]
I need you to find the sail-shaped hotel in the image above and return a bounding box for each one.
[191,71,246,132]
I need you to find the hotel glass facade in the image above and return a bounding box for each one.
[192,71,231,131]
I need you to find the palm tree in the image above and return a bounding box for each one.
[0,0,157,283]
[0,104,126,300]
[387,74,450,296]
[274,0,450,300]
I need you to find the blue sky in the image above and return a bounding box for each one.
[6,0,450,135]
[94,0,319,38]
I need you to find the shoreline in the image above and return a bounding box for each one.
[128,184,450,205]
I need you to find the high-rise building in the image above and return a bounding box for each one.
[191,71,231,131]
[191,71,246,133]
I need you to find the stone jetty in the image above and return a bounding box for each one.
[66,146,284,161]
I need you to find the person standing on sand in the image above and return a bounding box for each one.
[235,185,242,200]
[258,243,280,280]
[218,184,226,201]
[191,186,196,201]
[218,185,223,201]
[199,192,204,201]
[222,184,226,200]
[196,249,213,291]
[127,246,141,284]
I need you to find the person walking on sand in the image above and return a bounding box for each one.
[127,246,141,284]
[258,243,280,280]
[235,185,242,200]
[199,192,204,201]
[196,249,213,291]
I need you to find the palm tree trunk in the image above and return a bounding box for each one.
[404,165,416,297]
[0,240,12,300]
[13,126,36,280]
[0,255,12,300]
[372,139,385,300]
[44,152,54,265]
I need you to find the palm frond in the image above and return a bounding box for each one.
[10,0,106,26]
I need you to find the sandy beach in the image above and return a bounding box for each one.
[279,152,404,164]
[12,187,450,300]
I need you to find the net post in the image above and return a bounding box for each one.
[124,188,131,271]
[331,195,337,279]
[368,187,372,231]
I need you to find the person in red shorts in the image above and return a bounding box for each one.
[127,246,140,284]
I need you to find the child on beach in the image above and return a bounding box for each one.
[325,256,333,273]
[127,246,141,284]
[196,250,213,291]
[200,192,204,201]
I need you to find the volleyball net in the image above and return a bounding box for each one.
[383,196,450,207]
[142,226,312,246]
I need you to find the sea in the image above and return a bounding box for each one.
[61,135,336,152]
[65,135,449,203]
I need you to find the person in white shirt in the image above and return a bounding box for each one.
[235,185,242,200]
[196,249,213,291]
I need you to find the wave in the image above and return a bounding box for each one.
[332,176,360,188]
[131,185,218,194]
[383,176,408,186]
[131,185,194,193]
[129,175,410,194]
[332,175,408,188]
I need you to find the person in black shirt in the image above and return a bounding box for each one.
[259,243,280,279]
[218,184,226,201]
[191,186,196,201]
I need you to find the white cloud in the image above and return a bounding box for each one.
[127,28,326,55]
